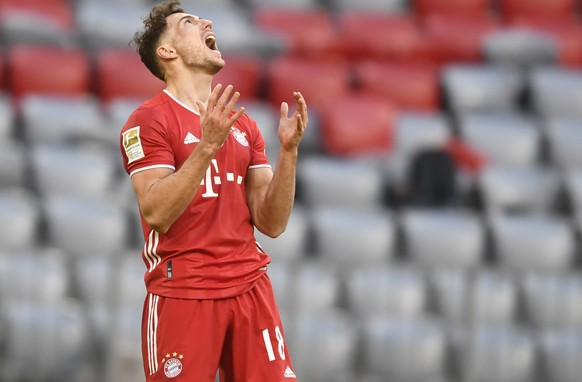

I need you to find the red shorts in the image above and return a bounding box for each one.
[141,273,297,381]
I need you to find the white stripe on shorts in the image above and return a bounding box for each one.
[147,293,160,375]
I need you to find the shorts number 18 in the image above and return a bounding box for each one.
[262,326,285,361]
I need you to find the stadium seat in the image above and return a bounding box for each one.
[291,311,359,382]
[413,0,493,18]
[96,49,165,102]
[394,112,451,159]
[212,55,263,101]
[0,248,68,304]
[459,326,535,382]
[565,170,582,227]
[346,265,426,319]
[265,57,351,111]
[112,254,148,309]
[354,60,440,111]
[335,13,428,62]
[75,1,151,50]
[530,67,582,119]
[401,208,485,269]
[292,261,341,314]
[386,113,455,196]
[72,253,117,350]
[261,260,295,313]
[362,316,447,382]
[442,64,525,114]
[429,269,518,327]
[541,330,582,382]
[0,139,27,190]
[311,206,395,266]
[253,9,336,57]
[482,27,558,68]
[43,195,129,256]
[184,0,245,9]
[254,204,309,263]
[458,112,541,167]
[298,155,385,208]
[8,45,90,99]
[21,95,106,144]
[522,272,582,331]
[246,0,322,10]
[319,92,395,156]
[31,143,119,199]
[477,165,560,214]
[106,304,144,382]
[0,94,14,138]
[0,0,75,46]
[329,0,408,12]
[0,189,39,250]
[2,299,88,381]
[491,213,576,272]
[510,20,582,67]
[500,0,576,23]
[422,15,501,64]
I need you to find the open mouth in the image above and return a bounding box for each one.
[205,35,219,51]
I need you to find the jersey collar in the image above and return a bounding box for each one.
[163,89,201,116]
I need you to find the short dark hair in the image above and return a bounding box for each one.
[132,0,184,81]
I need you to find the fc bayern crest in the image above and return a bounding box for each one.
[164,358,183,378]
[232,128,249,147]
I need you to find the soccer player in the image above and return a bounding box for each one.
[119,1,307,381]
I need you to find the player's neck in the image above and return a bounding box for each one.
[165,71,213,113]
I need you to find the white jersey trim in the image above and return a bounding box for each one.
[130,164,175,178]
[164,89,200,115]
[248,164,272,170]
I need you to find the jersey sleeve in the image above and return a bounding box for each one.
[246,114,271,169]
[120,108,176,177]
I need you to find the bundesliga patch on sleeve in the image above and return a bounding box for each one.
[122,126,145,164]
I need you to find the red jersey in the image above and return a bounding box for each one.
[120,90,272,299]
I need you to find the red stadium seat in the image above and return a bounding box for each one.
[319,93,396,156]
[423,15,501,64]
[96,49,165,102]
[354,60,440,111]
[212,56,263,101]
[500,0,576,23]
[0,50,4,90]
[335,12,430,62]
[265,57,351,110]
[253,9,337,57]
[8,45,90,98]
[512,20,582,67]
[413,0,493,18]
[0,0,73,30]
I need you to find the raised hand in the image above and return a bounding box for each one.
[196,84,245,150]
[278,92,308,152]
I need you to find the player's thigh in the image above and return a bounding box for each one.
[221,275,297,382]
[141,294,229,381]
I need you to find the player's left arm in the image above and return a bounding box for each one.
[246,92,308,238]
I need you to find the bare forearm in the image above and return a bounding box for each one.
[255,149,298,237]
[139,143,216,233]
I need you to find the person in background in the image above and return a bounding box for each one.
[119,1,308,380]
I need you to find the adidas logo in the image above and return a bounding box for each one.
[283,366,296,378]
[184,132,200,144]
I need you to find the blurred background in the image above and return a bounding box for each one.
[0,0,582,381]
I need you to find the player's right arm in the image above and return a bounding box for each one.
[130,84,244,234]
